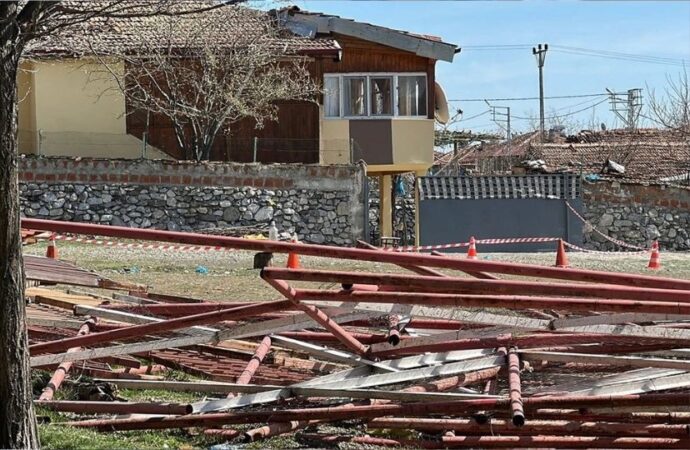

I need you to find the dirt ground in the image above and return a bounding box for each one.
[23,241,690,302]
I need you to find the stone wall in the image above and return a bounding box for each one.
[582,180,690,250]
[19,157,366,245]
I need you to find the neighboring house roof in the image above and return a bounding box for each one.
[275,6,459,62]
[527,129,690,182]
[24,1,341,58]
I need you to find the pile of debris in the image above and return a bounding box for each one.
[23,219,690,448]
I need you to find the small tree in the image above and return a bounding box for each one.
[92,8,320,161]
[647,69,690,133]
[1,2,240,447]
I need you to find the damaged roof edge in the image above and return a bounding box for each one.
[281,12,458,62]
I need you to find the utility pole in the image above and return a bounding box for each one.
[606,88,643,130]
[532,44,548,142]
[487,102,511,172]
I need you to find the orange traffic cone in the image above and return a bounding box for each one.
[647,240,661,270]
[46,235,58,259]
[466,236,478,260]
[555,239,569,268]
[287,234,300,269]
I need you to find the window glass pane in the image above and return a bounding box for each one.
[344,76,367,116]
[324,77,340,117]
[398,75,427,116]
[370,77,393,115]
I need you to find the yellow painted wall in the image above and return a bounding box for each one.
[17,61,37,153]
[391,119,434,166]
[320,118,351,165]
[17,58,169,159]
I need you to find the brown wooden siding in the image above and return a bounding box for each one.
[127,34,437,161]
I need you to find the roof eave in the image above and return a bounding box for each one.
[284,13,457,62]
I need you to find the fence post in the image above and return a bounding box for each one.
[253,137,258,163]
[349,138,354,164]
[38,129,44,156]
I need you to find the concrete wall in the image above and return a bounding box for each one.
[19,157,367,245]
[583,180,690,250]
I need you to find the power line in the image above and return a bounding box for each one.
[511,98,609,120]
[459,44,690,66]
[448,93,608,102]
[458,110,490,121]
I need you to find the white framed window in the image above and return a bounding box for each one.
[324,76,340,117]
[343,76,367,116]
[323,73,428,119]
[370,76,393,116]
[398,75,427,117]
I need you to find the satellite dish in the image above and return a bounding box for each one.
[435,82,450,124]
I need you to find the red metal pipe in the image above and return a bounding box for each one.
[36,400,192,415]
[39,319,95,401]
[264,267,690,303]
[371,333,654,358]
[301,434,690,449]
[430,250,499,280]
[202,428,241,438]
[367,417,690,437]
[23,218,690,290]
[507,347,525,426]
[293,288,690,316]
[228,336,272,398]
[243,420,319,442]
[262,276,369,356]
[30,299,293,356]
[278,330,401,344]
[67,393,690,431]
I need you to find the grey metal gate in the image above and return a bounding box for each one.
[418,174,583,252]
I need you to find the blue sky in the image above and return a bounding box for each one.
[285,0,690,135]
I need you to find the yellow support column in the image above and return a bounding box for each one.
[414,170,426,247]
[379,174,393,239]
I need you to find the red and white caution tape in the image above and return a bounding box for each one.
[563,240,648,255]
[52,234,230,253]
[388,237,560,253]
[565,202,648,251]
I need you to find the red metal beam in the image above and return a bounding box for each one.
[262,276,369,356]
[38,319,95,401]
[263,267,690,303]
[301,434,690,449]
[23,218,690,290]
[67,393,690,431]
[367,417,690,437]
[507,347,525,426]
[36,400,192,415]
[371,333,658,358]
[228,336,272,398]
[30,299,293,356]
[292,288,690,316]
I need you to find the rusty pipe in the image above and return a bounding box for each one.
[39,319,95,401]
[227,336,272,398]
[508,347,525,426]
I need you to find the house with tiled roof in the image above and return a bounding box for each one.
[525,128,690,183]
[17,1,458,239]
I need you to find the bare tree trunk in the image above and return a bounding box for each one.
[0,4,39,447]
